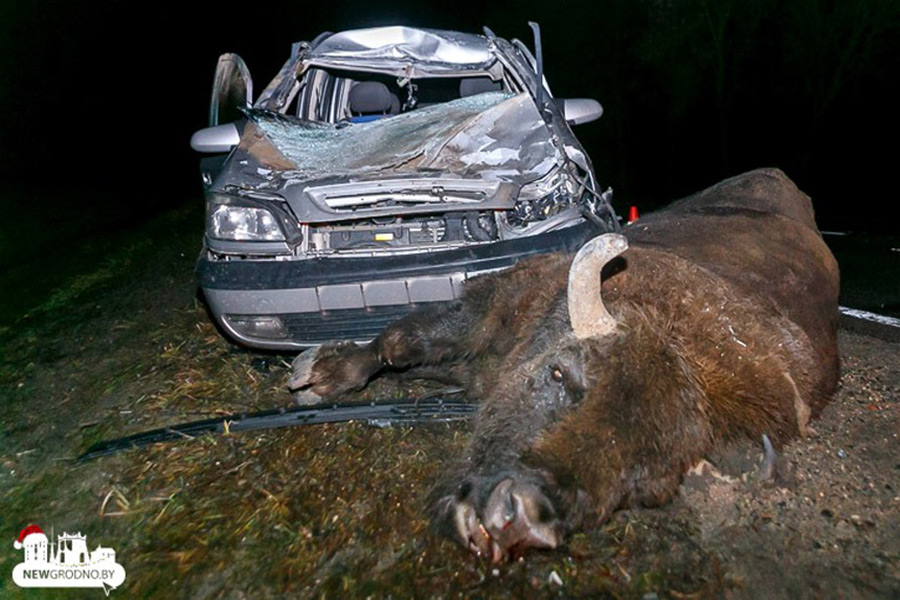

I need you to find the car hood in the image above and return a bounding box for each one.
[225,92,562,220]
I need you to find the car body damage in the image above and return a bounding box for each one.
[248,92,556,182]
[192,25,617,350]
[305,26,498,74]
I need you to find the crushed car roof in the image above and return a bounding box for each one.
[306,26,497,74]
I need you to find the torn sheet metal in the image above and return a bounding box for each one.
[424,94,561,180]
[247,92,561,185]
[307,26,496,75]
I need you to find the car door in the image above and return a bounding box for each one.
[209,53,253,127]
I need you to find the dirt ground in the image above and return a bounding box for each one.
[1,205,898,598]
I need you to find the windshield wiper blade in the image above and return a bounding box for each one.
[78,396,477,462]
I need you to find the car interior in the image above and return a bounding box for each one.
[292,68,508,123]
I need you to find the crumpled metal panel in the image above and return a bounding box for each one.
[248,92,561,185]
[307,26,496,74]
[423,94,561,180]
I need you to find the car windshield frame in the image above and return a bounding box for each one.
[254,27,531,114]
[305,26,498,75]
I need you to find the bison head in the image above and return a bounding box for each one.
[430,234,631,561]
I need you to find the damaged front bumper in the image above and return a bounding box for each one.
[198,218,603,350]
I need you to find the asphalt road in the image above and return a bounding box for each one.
[824,232,900,342]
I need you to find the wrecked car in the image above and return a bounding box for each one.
[191,25,619,350]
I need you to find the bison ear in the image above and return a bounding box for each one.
[567,233,629,339]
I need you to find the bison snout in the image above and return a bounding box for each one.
[482,478,562,562]
[446,497,492,558]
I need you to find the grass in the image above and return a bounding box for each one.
[21,239,151,320]
[0,186,183,329]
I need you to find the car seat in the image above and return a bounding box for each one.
[459,77,503,97]
[348,81,401,122]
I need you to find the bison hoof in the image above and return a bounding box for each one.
[291,389,323,406]
[437,477,564,563]
[287,341,378,399]
[287,346,323,392]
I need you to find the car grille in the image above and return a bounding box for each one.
[306,213,497,253]
[280,304,428,344]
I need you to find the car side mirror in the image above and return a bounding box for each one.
[190,123,241,153]
[562,98,603,125]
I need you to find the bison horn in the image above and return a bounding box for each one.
[567,233,629,339]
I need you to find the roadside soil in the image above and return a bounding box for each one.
[1,204,898,598]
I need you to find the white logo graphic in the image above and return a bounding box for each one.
[12,524,126,596]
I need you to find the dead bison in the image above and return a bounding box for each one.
[288,168,840,561]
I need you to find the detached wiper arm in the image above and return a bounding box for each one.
[78,396,477,462]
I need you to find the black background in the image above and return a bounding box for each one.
[1,0,898,232]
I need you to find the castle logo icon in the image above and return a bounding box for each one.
[12,524,126,595]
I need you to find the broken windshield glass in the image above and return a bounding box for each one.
[246,92,561,185]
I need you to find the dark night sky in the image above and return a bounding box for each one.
[1,0,898,233]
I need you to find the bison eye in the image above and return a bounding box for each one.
[550,367,564,382]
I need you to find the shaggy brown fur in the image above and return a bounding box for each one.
[288,168,840,560]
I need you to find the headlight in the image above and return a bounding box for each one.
[509,168,578,227]
[223,315,286,339]
[208,204,286,241]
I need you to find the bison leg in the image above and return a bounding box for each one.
[288,302,482,402]
[288,341,381,403]
[288,254,571,402]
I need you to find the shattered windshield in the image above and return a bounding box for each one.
[247,92,561,183]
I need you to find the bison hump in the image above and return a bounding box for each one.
[669,168,816,228]
[614,168,839,399]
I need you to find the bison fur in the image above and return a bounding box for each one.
[288,168,840,561]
